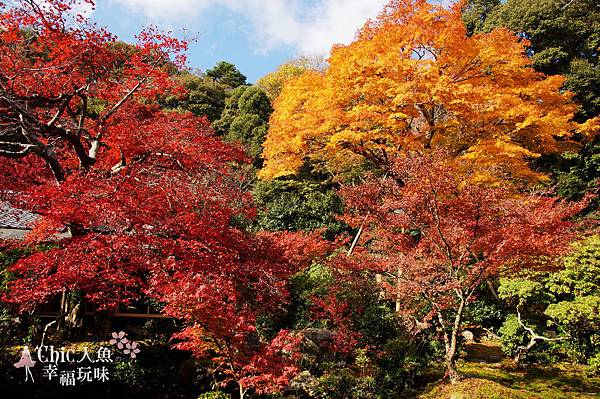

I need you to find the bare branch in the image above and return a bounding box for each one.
[88,56,164,160]
[0,141,37,157]
[46,93,73,127]
[513,306,568,364]
[18,114,64,182]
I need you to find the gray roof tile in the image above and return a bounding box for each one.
[0,201,38,229]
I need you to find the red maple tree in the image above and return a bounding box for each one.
[0,1,321,393]
[337,152,585,381]
[163,230,330,398]
[0,0,186,184]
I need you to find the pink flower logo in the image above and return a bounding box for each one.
[109,331,129,349]
[124,341,140,359]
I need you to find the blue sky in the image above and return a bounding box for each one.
[88,0,450,82]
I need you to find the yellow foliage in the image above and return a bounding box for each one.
[256,56,327,101]
[256,64,306,101]
[259,0,598,183]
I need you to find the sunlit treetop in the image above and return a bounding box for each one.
[260,0,599,184]
[257,56,328,101]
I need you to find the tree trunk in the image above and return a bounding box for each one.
[445,354,460,383]
[56,291,83,341]
[440,294,466,384]
[56,289,67,333]
[486,280,500,301]
[65,295,83,341]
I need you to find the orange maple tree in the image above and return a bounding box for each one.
[260,0,598,183]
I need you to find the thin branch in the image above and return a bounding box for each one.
[99,56,163,123]
[516,306,567,344]
[89,56,164,160]
[46,93,73,127]
[514,305,568,364]
[18,114,64,182]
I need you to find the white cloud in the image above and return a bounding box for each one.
[110,0,389,55]
[252,0,388,54]
[109,0,208,21]
[73,1,96,19]
[36,0,95,20]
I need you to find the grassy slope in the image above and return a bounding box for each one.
[418,340,600,399]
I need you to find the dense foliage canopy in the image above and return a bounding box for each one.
[0,0,598,397]
[260,0,598,184]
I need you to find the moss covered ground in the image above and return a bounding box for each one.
[418,340,600,399]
